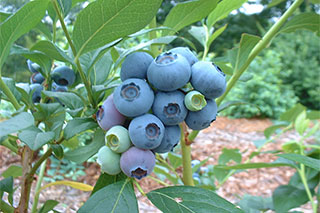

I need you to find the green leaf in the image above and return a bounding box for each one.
[216,162,296,170]
[48,0,72,21]
[78,179,138,213]
[129,26,174,38]
[1,165,22,178]
[264,121,288,138]
[168,153,182,169]
[163,0,219,36]
[90,52,113,85]
[267,0,286,8]
[237,194,273,212]
[280,103,306,122]
[64,129,104,163]
[154,165,180,185]
[147,186,244,213]
[34,22,52,40]
[188,26,206,47]
[228,34,261,72]
[277,153,320,171]
[272,185,309,213]
[310,0,320,3]
[38,200,59,213]
[304,122,319,138]
[0,12,10,23]
[42,91,84,110]
[213,61,233,75]
[0,12,51,40]
[306,110,320,120]
[91,172,127,196]
[0,112,34,138]
[219,148,242,165]
[114,36,177,67]
[31,41,74,64]
[207,0,248,27]
[34,103,66,140]
[10,45,52,76]
[51,144,64,160]
[0,176,13,193]
[1,77,21,102]
[207,24,228,47]
[289,167,320,190]
[282,141,301,153]
[279,12,320,35]
[63,118,98,140]
[295,111,310,135]
[73,0,162,57]
[18,126,55,150]
[62,136,80,150]
[0,0,50,69]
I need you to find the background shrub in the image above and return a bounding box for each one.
[273,30,320,110]
[222,50,298,118]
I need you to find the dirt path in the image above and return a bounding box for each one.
[0,117,313,212]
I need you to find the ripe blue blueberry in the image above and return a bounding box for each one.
[147,52,191,91]
[153,125,181,153]
[27,60,41,73]
[97,146,121,175]
[120,146,155,180]
[190,61,226,99]
[113,78,154,117]
[30,72,45,84]
[105,125,131,153]
[169,47,198,66]
[128,114,164,149]
[120,51,153,81]
[152,90,187,125]
[185,99,217,130]
[52,82,68,92]
[51,66,75,86]
[96,94,126,131]
[29,83,43,103]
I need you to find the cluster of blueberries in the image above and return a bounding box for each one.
[96,47,226,180]
[27,59,75,103]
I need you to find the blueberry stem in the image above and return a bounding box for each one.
[133,179,146,196]
[31,145,49,213]
[180,123,194,186]
[0,75,21,110]
[147,175,170,187]
[51,0,96,108]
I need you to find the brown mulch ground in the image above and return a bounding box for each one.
[0,116,314,212]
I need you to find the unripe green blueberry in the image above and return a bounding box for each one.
[105,126,131,153]
[97,146,121,175]
[184,91,207,111]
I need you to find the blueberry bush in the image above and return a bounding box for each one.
[0,0,319,212]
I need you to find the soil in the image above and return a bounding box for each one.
[0,116,315,212]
